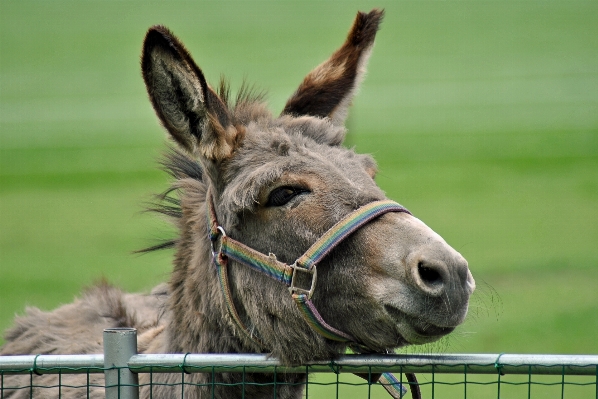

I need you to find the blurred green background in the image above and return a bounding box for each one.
[1,0,597,370]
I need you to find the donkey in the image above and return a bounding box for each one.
[1,9,475,399]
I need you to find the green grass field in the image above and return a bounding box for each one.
[1,0,597,376]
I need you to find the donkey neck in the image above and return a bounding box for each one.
[166,204,247,353]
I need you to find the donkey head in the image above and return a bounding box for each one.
[141,9,475,364]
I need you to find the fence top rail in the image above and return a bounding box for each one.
[128,353,598,376]
[0,354,104,374]
[1,353,597,376]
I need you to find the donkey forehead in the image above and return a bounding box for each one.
[220,119,380,213]
[273,115,346,146]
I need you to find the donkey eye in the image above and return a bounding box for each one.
[266,186,309,207]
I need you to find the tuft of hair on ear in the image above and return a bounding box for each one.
[346,8,384,49]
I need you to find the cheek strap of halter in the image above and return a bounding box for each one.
[207,188,413,398]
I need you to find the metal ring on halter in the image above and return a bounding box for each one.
[288,262,318,299]
[210,226,227,258]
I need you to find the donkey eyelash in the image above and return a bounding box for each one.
[266,186,310,207]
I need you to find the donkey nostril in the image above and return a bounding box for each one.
[412,258,449,296]
[417,261,443,286]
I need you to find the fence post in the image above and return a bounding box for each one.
[104,328,139,399]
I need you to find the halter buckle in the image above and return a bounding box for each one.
[288,263,317,299]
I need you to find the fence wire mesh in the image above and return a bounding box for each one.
[1,353,597,399]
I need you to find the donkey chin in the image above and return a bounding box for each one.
[385,304,470,346]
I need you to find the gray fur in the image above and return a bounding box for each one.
[1,9,475,399]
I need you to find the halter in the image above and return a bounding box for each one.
[207,187,417,398]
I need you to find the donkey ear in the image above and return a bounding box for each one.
[282,9,384,126]
[142,26,240,161]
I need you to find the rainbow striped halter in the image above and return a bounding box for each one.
[207,187,416,398]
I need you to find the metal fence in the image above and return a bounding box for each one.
[1,328,596,398]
